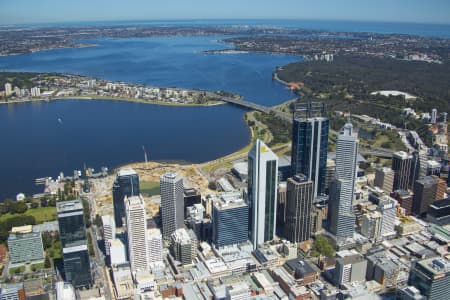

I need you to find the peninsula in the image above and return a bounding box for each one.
[0,72,233,106]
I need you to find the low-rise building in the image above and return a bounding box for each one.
[284,258,319,285]
[112,264,134,300]
[7,226,44,267]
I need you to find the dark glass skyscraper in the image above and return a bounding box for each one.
[291,101,329,198]
[284,175,314,243]
[391,151,413,191]
[57,199,92,289]
[112,168,140,227]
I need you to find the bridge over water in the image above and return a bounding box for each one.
[206,92,292,122]
[211,92,396,158]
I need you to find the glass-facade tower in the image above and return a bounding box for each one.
[327,123,358,243]
[112,168,140,227]
[212,195,248,248]
[291,101,329,198]
[57,199,92,289]
[248,139,278,249]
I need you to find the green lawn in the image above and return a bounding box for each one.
[9,266,25,275]
[140,181,160,196]
[0,206,57,224]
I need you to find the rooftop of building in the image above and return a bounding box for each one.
[8,231,41,241]
[110,239,125,247]
[417,257,450,275]
[393,189,412,197]
[416,176,439,186]
[56,199,83,213]
[101,215,115,227]
[11,225,33,234]
[427,160,441,168]
[394,151,412,159]
[184,188,200,197]
[336,250,365,264]
[125,195,145,207]
[161,172,178,180]
[213,194,247,210]
[285,258,318,277]
[430,198,450,209]
[172,228,195,244]
[117,168,137,177]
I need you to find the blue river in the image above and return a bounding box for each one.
[1,19,449,198]
[0,36,297,198]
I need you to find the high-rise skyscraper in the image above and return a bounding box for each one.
[377,196,398,239]
[160,173,184,240]
[291,101,329,197]
[101,215,116,258]
[411,150,428,185]
[212,193,249,248]
[431,108,438,124]
[412,176,447,216]
[125,195,149,273]
[57,199,92,289]
[409,257,450,300]
[112,168,140,227]
[374,167,395,194]
[327,123,358,242]
[392,151,413,191]
[147,228,163,267]
[248,139,278,249]
[284,175,314,243]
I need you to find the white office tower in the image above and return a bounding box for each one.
[55,282,76,300]
[4,83,12,96]
[109,239,127,266]
[147,228,163,267]
[160,173,184,240]
[125,195,149,273]
[377,196,398,239]
[248,139,278,250]
[431,108,437,124]
[101,215,116,257]
[30,86,40,97]
[328,123,358,244]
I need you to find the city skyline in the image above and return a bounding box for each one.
[1,0,450,25]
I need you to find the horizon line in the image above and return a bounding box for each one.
[2,17,450,27]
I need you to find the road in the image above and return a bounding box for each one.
[84,192,113,300]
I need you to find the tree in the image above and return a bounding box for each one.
[42,232,53,249]
[208,181,217,190]
[311,235,335,257]
[11,202,28,214]
[44,255,51,268]
[94,214,102,228]
[82,199,91,228]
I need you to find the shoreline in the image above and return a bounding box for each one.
[0,95,225,107]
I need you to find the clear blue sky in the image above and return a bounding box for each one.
[1,0,449,25]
